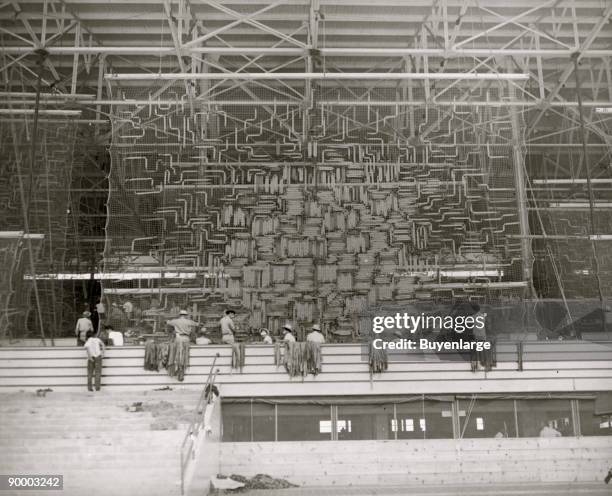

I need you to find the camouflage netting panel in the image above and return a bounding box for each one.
[0,118,78,338]
[104,84,526,338]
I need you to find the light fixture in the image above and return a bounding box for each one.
[24,272,198,280]
[104,72,529,81]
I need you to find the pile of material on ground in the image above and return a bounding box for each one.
[124,400,194,430]
[214,474,298,491]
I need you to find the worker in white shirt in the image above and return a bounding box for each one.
[167,310,199,339]
[219,309,236,344]
[122,300,134,322]
[75,311,94,346]
[83,330,105,391]
[106,325,124,346]
[282,323,296,342]
[260,329,273,344]
[195,327,212,345]
[306,324,325,343]
[539,422,562,438]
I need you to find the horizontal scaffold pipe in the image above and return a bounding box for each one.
[5,99,605,107]
[3,47,612,57]
[104,72,529,81]
[0,109,81,115]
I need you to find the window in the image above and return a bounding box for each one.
[222,403,252,442]
[252,403,275,442]
[277,404,331,441]
[395,401,453,439]
[578,400,612,436]
[516,399,573,437]
[222,396,583,443]
[458,399,517,438]
[222,403,275,442]
[336,404,394,440]
[319,420,332,433]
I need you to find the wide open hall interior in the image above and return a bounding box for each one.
[0,1,611,341]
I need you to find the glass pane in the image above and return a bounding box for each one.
[458,399,517,438]
[395,401,453,439]
[252,403,275,441]
[222,403,252,442]
[277,404,331,441]
[579,400,612,436]
[336,404,394,440]
[516,399,573,438]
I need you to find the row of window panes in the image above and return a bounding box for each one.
[221,399,612,442]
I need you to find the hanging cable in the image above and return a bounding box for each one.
[572,53,606,330]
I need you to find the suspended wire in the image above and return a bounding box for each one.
[573,55,606,327]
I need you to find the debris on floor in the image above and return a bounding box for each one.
[213,473,298,492]
[127,402,143,412]
[211,476,245,491]
[36,388,53,397]
[124,400,194,430]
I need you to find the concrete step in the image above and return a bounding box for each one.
[0,389,197,496]
[0,458,179,468]
[2,438,182,450]
[0,431,186,441]
[2,450,182,460]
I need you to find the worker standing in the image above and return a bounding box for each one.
[167,310,198,339]
[282,323,296,342]
[95,299,106,332]
[166,310,198,381]
[75,311,94,346]
[260,329,273,344]
[306,324,325,343]
[219,309,236,344]
[83,330,105,392]
[122,300,134,323]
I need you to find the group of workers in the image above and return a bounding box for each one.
[75,310,124,347]
[77,304,327,391]
[166,308,327,345]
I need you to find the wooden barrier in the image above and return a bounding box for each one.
[219,437,612,485]
[1,341,612,395]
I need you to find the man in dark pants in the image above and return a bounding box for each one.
[83,330,105,391]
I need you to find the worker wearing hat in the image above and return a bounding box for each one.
[165,310,197,382]
[75,311,94,346]
[260,329,273,344]
[306,324,325,344]
[167,310,199,339]
[282,323,296,343]
[195,326,212,345]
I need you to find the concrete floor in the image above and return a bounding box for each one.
[235,482,611,496]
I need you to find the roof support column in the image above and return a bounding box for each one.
[507,60,533,295]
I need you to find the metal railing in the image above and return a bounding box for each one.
[180,352,220,495]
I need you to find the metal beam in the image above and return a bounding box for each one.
[104,71,530,81]
[4,46,612,57]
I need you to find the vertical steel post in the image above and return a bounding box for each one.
[507,61,533,293]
